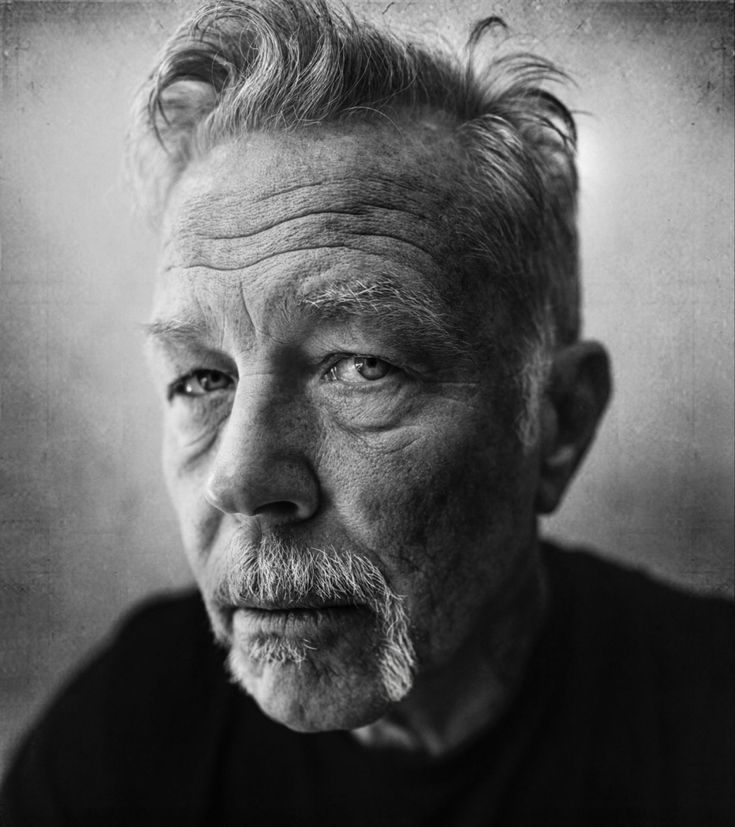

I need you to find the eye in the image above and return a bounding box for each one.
[168,369,235,400]
[326,355,395,384]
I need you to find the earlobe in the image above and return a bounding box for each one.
[535,341,612,514]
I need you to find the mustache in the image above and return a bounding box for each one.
[209,533,394,613]
[208,532,417,703]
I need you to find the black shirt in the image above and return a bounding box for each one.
[1,544,733,825]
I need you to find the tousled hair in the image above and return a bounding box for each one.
[128,0,580,446]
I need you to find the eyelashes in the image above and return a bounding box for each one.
[325,355,396,383]
[167,368,235,401]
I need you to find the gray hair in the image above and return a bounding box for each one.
[128,0,579,445]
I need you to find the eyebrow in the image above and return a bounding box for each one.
[295,277,472,359]
[142,317,212,346]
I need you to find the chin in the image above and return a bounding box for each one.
[227,643,398,732]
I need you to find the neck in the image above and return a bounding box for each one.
[352,547,549,758]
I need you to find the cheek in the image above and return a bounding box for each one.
[321,414,533,655]
[162,424,222,571]
[323,412,517,562]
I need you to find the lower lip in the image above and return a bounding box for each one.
[232,606,366,638]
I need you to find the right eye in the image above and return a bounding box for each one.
[168,369,235,400]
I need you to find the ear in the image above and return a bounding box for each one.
[535,341,611,514]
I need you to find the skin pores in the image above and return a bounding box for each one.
[146,121,544,739]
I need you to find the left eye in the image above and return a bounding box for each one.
[326,355,395,383]
[168,369,234,399]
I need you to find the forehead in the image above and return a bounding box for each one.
[163,118,458,236]
[155,121,470,320]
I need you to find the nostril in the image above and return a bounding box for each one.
[252,501,303,523]
[205,448,320,521]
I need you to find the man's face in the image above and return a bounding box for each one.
[147,122,541,732]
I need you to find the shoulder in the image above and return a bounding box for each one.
[542,542,733,818]
[48,588,219,722]
[544,542,733,656]
[1,589,230,825]
[544,542,733,696]
[99,588,216,675]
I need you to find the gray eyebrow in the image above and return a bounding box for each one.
[295,277,471,357]
[142,317,211,346]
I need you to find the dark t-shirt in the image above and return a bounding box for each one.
[1,544,733,826]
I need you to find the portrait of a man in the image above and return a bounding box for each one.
[0,1,732,824]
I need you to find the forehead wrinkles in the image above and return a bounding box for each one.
[151,268,258,352]
[162,174,452,275]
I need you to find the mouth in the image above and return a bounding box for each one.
[231,604,369,638]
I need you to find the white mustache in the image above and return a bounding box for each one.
[208,533,417,703]
[210,535,392,614]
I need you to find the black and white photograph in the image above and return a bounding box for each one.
[1,0,733,823]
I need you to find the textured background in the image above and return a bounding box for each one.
[1,0,733,772]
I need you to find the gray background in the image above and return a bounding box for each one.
[1,0,733,772]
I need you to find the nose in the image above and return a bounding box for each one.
[204,378,319,526]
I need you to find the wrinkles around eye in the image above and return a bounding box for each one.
[169,391,233,455]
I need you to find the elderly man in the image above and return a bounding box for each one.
[1,0,732,824]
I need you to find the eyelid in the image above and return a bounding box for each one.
[324,353,400,383]
[167,368,236,401]
[323,349,401,369]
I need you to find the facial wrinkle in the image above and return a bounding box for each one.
[172,176,438,236]
[166,197,444,266]
[246,173,437,206]
[202,206,433,241]
[165,234,442,278]
[237,278,256,346]
[165,171,448,264]
[165,243,428,275]
[245,175,439,217]
[161,130,461,291]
